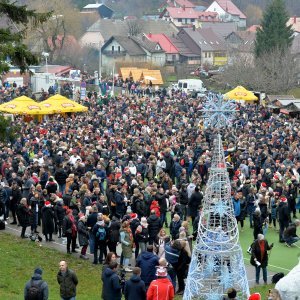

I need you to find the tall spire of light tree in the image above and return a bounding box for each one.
[183,93,250,300]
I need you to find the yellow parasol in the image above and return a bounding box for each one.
[39,94,88,114]
[0,96,47,115]
[224,86,258,101]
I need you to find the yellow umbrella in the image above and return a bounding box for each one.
[0,96,46,115]
[224,86,258,101]
[39,94,88,114]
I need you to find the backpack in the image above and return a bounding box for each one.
[271,272,284,284]
[96,226,106,241]
[26,280,43,300]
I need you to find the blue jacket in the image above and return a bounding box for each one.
[136,251,159,286]
[232,198,241,217]
[101,267,122,300]
[124,275,146,300]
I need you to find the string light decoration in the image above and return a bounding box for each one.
[183,95,250,300]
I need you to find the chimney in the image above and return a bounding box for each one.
[149,32,152,37]
[183,5,185,11]
[294,16,297,24]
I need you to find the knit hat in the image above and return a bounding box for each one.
[248,293,261,300]
[261,182,267,188]
[141,217,148,227]
[156,266,167,277]
[45,201,51,207]
[34,267,43,275]
[227,288,237,299]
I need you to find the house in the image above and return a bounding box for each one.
[100,35,165,73]
[146,33,180,64]
[287,17,300,36]
[201,22,237,38]
[158,0,196,13]
[177,27,228,66]
[81,2,114,19]
[246,25,261,33]
[206,0,246,28]
[80,19,178,49]
[160,6,219,28]
[225,31,256,54]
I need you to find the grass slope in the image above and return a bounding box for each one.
[0,233,101,300]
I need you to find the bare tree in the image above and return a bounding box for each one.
[126,20,143,36]
[220,48,299,93]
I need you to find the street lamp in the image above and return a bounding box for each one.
[42,52,49,73]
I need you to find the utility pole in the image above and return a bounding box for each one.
[99,42,102,83]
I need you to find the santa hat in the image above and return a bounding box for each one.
[248,293,261,300]
[156,266,167,277]
[124,167,130,173]
[235,170,240,176]
[280,196,287,202]
[261,182,267,188]
[130,213,138,220]
[273,175,279,181]
[45,201,51,207]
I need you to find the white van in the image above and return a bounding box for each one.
[177,79,206,95]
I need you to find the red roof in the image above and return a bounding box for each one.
[146,33,178,54]
[174,0,196,8]
[198,11,219,21]
[166,7,199,19]
[216,0,246,19]
[246,25,261,32]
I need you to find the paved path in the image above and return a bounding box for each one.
[3,222,274,288]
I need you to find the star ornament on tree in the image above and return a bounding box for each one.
[202,93,236,129]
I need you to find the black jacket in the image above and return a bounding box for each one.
[155,192,167,213]
[147,214,161,238]
[41,206,55,235]
[54,168,68,185]
[101,267,122,300]
[54,202,65,224]
[57,269,78,298]
[250,239,272,268]
[278,202,290,224]
[188,191,202,217]
[124,275,146,300]
[16,204,31,227]
[108,219,121,243]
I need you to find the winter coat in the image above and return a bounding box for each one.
[10,187,22,206]
[57,268,78,298]
[107,219,121,243]
[124,274,146,300]
[188,191,202,218]
[46,181,58,194]
[232,198,241,217]
[54,168,68,185]
[147,277,174,300]
[170,220,182,240]
[147,214,161,238]
[250,239,272,268]
[78,219,89,246]
[130,218,140,240]
[156,193,167,213]
[270,198,277,219]
[283,223,298,239]
[86,212,98,233]
[136,251,159,286]
[101,267,122,300]
[114,191,125,216]
[278,202,290,226]
[54,202,65,225]
[135,199,145,217]
[24,272,48,300]
[16,203,31,227]
[120,228,133,258]
[150,201,160,217]
[136,226,149,243]
[41,206,55,235]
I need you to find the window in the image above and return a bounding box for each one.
[112,45,114,53]
[183,83,187,88]
[191,18,195,22]
[205,52,207,58]
[178,82,182,88]
[118,46,120,53]
[172,54,176,61]
[178,18,182,22]
[209,52,211,58]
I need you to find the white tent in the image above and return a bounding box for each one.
[275,257,300,300]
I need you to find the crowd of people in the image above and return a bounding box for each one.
[0,84,299,300]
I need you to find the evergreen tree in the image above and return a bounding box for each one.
[0,0,51,73]
[255,0,294,57]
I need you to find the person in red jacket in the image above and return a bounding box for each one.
[150,200,160,218]
[147,266,174,300]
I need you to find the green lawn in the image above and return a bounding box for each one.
[0,233,102,300]
[1,218,299,300]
